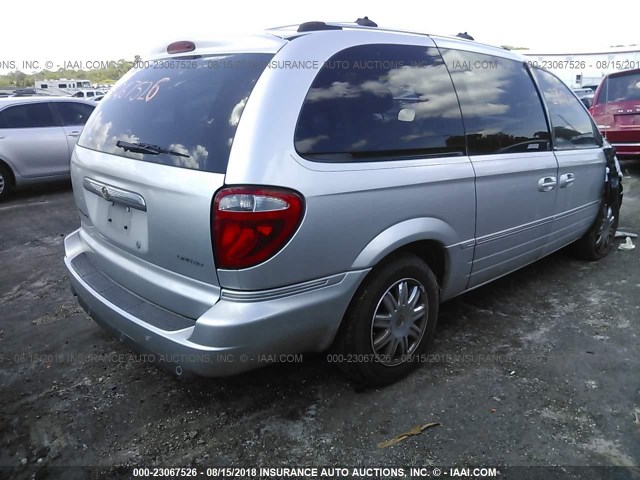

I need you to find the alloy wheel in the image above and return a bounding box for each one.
[370,278,428,366]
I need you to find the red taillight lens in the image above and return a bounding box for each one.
[213,187,304,269]
[167,41,195,54]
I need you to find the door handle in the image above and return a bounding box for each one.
[67,131,81,138]
[559,173,575,188]
[538,176,557,192]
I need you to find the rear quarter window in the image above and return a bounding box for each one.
[294,44,466,162]
[78,53,272,173]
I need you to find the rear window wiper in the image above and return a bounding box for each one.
[116,140,189,158]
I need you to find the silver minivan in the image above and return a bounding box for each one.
[64,21,623,386]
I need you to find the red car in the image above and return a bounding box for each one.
[590,68,640,157]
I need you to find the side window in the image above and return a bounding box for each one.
[53,102,95,126]
[295,44,466,162]
[439,49,550,155]
[533,68,600,149]
[0,103,57,129]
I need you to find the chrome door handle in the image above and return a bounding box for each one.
[559,173,575,188]
[538,176,557,192]
[68,131,81,138]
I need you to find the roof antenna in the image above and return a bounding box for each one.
[355,16,378,27]
[456,32,474,40]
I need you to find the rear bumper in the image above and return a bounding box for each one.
[604,132,640,157]
[610,143,640,157]
[64,229,369,377]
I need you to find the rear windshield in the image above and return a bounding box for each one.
[78,53,272,173]
[597,71,640,104]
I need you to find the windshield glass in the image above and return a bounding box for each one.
[78,53,272,173]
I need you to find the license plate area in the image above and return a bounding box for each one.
[615,113,640,127]
[84,193,149,253]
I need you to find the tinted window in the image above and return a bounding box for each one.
[440,49,550,155]
[54,102,95,126]
[295,44,465,161]
[597,71,640,104]
[78,54,271,173]
[533,68,599,149]
[0,103,57,128]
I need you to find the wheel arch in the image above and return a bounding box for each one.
[350,217,456,288]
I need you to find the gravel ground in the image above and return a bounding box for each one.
[1,162,639,479]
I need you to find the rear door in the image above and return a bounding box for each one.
[50,101,95,154]
[72,53,272,315]
[0,102,69,177]
[438,47,558,288]
[533,68,606,253]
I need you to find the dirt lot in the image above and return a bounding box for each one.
[1,162,639,479]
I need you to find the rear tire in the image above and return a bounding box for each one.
[571,199,619,261]
[0,164,13,202]
[334,253,439,387]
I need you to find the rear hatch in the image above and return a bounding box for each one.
[591,69,640,143]
[71,52,273,317]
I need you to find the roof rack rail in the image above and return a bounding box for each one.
[297,21,343,33]
[456,32,474,41]
[355,16,377,27]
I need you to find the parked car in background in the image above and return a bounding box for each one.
[573,88,595,108]
[65,22,622,386]
[13,88,37,97]
[590,68,640,157]
[71,89,106,99]
[582,84,599,92]
[0,97,95,200]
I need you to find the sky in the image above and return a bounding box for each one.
[1,0,638,73]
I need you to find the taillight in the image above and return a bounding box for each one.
[213,187,304,269]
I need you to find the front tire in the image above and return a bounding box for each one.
[0,164,13,201]
[571,199,619,261]
[334,254,439,387]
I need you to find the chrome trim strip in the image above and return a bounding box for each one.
[221,273,346,302]
[611,143,640,147]
[475,200,601,247]
[553,200,600,221]
[83,177,147,211]
[476,217,554,246]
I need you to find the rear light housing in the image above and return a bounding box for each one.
[167,41,195,54]
[213,187,305,269]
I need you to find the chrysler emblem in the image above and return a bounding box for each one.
[101,186,110,200]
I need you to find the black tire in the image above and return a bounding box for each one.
[334,253,439,387]
[0,163,13,202]
[571,199,619,261]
